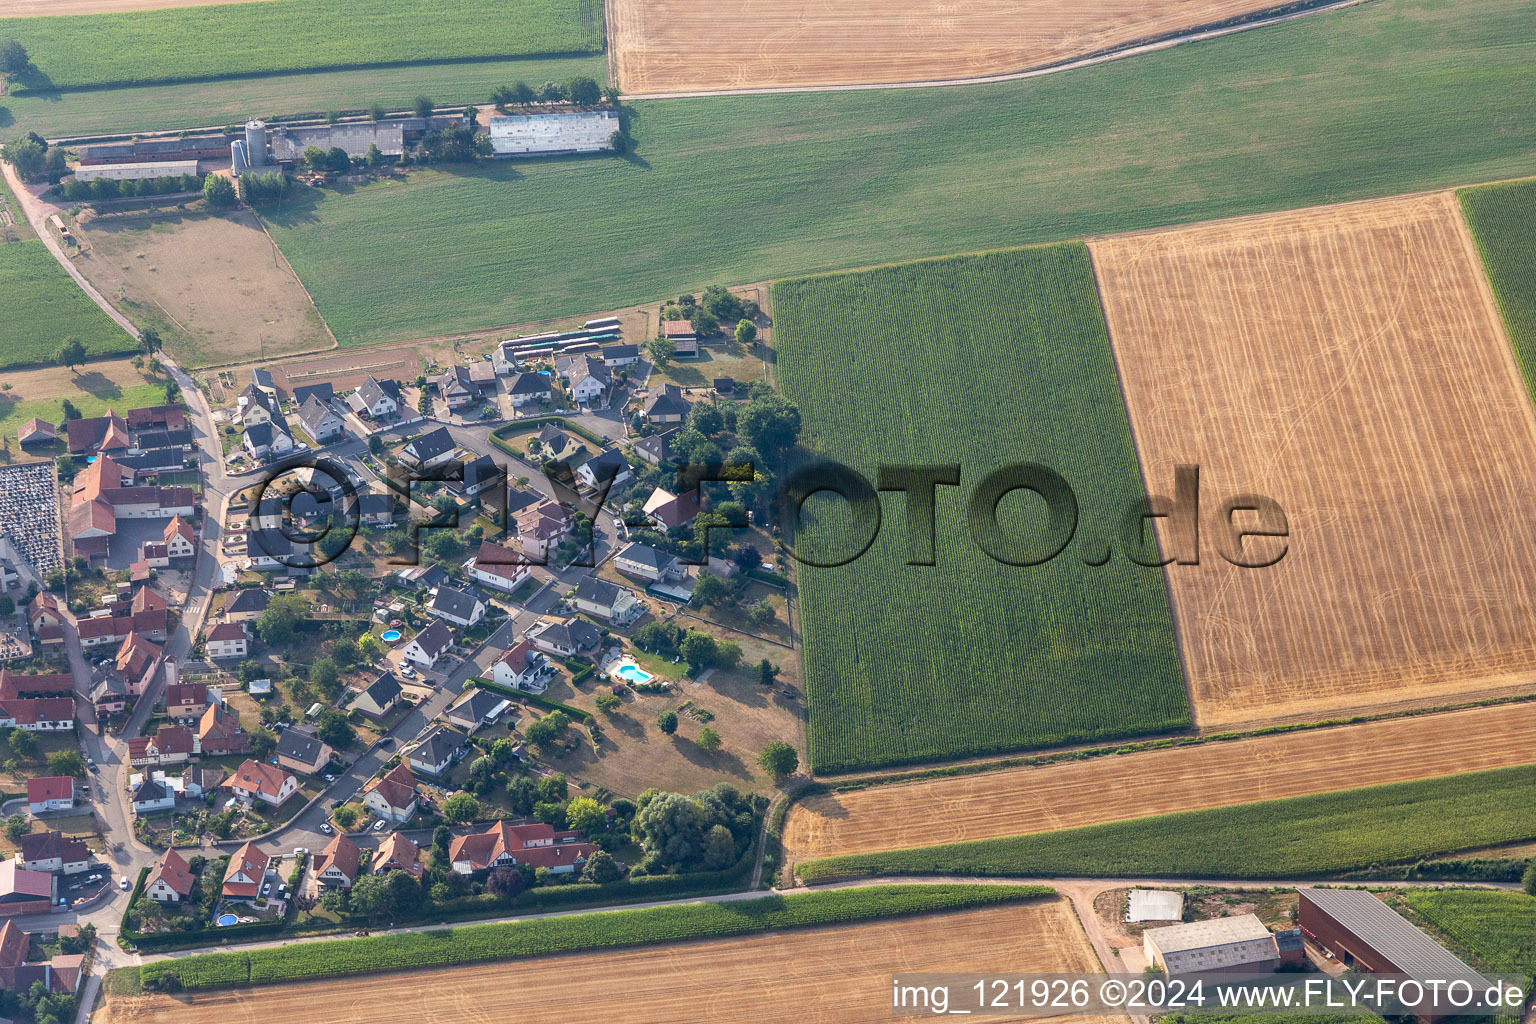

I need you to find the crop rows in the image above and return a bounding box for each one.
[140,884,1054,990]
[1460,179,1536,404]
[772,245,1189,772]
[0,0,603,92]
[796,763,1536,882]
[0,241,132,369]
[1402,889,1536,980]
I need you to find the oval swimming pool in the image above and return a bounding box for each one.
[216,913,239,926]
[615,664,653,684]
[380,629,402,642]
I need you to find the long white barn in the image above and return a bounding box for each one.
[489,111,617,157]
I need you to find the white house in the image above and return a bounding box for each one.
[571,577,643,625]
[351,672,403,718]
[490,638,551,692]
[242,420,294,460]
[427,586,485,629]
[613,542,683,583]
[529,617,602,660]
[400,620,453,671]
[17,831,90,874]
[563,356,611,405]
[575,449,631,492]
[506,372,552,407]
[349,376,399,419]
[130,776,177,815]
[223,760,298,808]
[205,622,249,660]
[297,394,345,443]
[467,540,532,594]
[162,515,196,559]
[362,762,419,823]
[145,848,196,903]
[313,833,361,890]
[26,777,73,815]
[406,725,468,777]
[399,427,457,470]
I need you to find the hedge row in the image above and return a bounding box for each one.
[142,884,1055,990]
[469,676,593,723]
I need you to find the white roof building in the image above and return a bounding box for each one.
[1127,889,1185,923]
[489,111,617,157]
[1143,914,1280,976]
[73,160,200,182]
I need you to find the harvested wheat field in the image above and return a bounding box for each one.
[611,0,1281,93]
[104,900,1113,1024]
[783,700,1536,863]
[1092,191,1536,730]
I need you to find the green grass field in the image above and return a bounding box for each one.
[795,763,1536,883]
[140,884,1054,990]
[773,246,1188,772]
[1460,179,1536,405]
[1402,889,1536,982]
[0,241,132,369]
[0,0,602,91]
[0,376,164,451]
[258,0,1536,348]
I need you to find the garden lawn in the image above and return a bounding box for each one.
[774,245,1188,772]
[0,0,603,91]
[0,241,132,369]
[796,763,1536,883]
[262,0,1536,347]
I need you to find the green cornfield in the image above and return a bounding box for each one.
[774,245,1189,773]
[796,763,1536,883]
[0,241,132,369]
[140,884,1054,990]
[1460,179,1536,406]
[1402,889,1536,982]
[0,0,603,91]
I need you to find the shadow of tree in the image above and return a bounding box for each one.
[0,107,12,130]
[72,372,123,400]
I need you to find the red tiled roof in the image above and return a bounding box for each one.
[18,830,88,865]
[165,682,207,708]
[149,848,196,897]
[221,842,269,899]
[132,586,169,613]
[224,759,292,801]
[0,920,27,967]
[496,638,536,677]
[126,405,186,430]
[314,833,361,882]
[207,622,247,643]
[116,631,162,677]
[363,762,418,814]
[17,417,56,444]
[373,834,424,878]
[26,777,72,804]
[448,821,596,872]
[0,670,73,699]
[0,860,53,899]
[0,698,74,727]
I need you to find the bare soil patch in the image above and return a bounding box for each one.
[611,0,1280,93]
[210,345,423,407]
[782,700,1536,862]
[103,898,1113,1024]
[73,207,332,369]
[1092,192,1536,729]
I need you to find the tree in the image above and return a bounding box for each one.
[303,146,327,171]
[3,814,25,842]
[55,338,87,373]
[688,402,725,437]
[538,81,565,103]
[511,81,535,104]
[487,865,526,899]
[523,710,569,749]
[443,791,480,823]
[370,103,388,121]
[325,146,352,173]
[0,39,30,78]
[332,804,358,830]
[580,849,622,884]
[59,399,80,420]
[316,708,355,748]
[8,729,36,760]
[594,692,621,714]
[757,741,799,779]
[565,796,606,836]
[656,710,678,735]
[678,632,717,674]
[739,394,802,457]
[632,791,705,867]
[46,750,84,776]
[505,776,536,816]
[1,138,45,181]
[256,592,307,645]
[139,327,162,354]
[0,595,12,616]
[413,95,435,119]
[1524,859,1536,896]
[701,823,736,869]
[734,319,757,346]
[351,870,421,920]
[248,728,276,758]
[696,726,722,753]
[363,143,384,169]
[690,571,731,609]
[309,657,340,693]
[688,308,719,336]
[536,772,567,803]
[203,173,236,207]
[567,75,602,106]
[649,335,676,367]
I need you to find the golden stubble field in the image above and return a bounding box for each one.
[610,0,1281,93]
[106,900,1117,1024]
[782,700,1536,863]
[1091,191,1536,730]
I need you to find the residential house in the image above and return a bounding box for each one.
[358,491,395,527]
[17,832,90,875]
[643,486,701,530]
[0,671,72,700]
[198,702,249,756]
[312,833,361,890]
[392,563,449,593]
[27,593,65,633]
[614,542,684,583]
[221,842,271,903]
[351,672,402,719]
[713,377,736,396]
[242,420,296,461]
[247,528,300,570]
[490,638,551,692]
[659,319,699,357]
[529,617,602,660]
[0,697,74,732]
[561,355,611,406]
[0,861,54,918]
[145,848,196,904]
[442,688,510,734]
[130,776,176,815]
[67,454,195,562]
[400,620,453,670]
[348,376,400,420]
[114,631,163,697]
[435,365,478,410]
[164,681,209,721]
[223,588,269,622]
[162,515,196,561]
[298,394,344,443]
[238,384,277,425]
[571,577,644,626]
[25,778,73,815]
[290,382,334,408]
[399,427,457,470]
[275,726,332,775]
[205,622,249,660]
[372,833,425,879]
[127,724,196,768]
[533,424,580,460]
[361,762,419,823]
[575,448,631,492]
[448,821,595,876]
[89,675,130,718]
[452,454,503,501]
[506,371,552,407]
[406,725,468,777]
[602,344,640,368]
[513,499,574,562]
[642,384,691,424]
[428,585,485,629]
[223,760,298,809]
[467,540,532,594]
[185,765,225,798]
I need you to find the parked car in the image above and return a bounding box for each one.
[118,876,130,890]
[372,820,386,833]
[319,823,333,835]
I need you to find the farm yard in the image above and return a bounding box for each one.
[121,893,1108,1024]
[0,240,133,369]
[610,0,1280,93]
[72,207,333,368]
[0,0,604,90]
[781,700,1536,864]
[247,0,1536,349]
[1459,179,1536,401]
[773,245,1188,773]
[1092,191,1536,729]
[0,357,166,452]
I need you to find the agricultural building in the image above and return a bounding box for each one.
[268,122,407,163]
[1298,889,1486,1021]
[1142,914,1280,977]
[489,111,618,156]
[75,134,231,166]
[72,160,200,183]
[1126,889,1183,923]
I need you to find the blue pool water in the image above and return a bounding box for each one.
[216,913,239,926]
[615,665,653,684]
[380,629,402,642]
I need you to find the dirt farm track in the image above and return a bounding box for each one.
[106,901,1117,1024]
[1093,191,1536,729]
[609,0,1282,93]
[782,701,1536,863]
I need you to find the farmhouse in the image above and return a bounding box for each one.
[65,411,129,455]
[145,848,196,904]
[164,681,209,721]
[400,620,453,670]
[223,760,297,809]
[26,777,73,815]
[67,455,195,561]
[352,672,403,718]
[162,515,196,560]
[362,762,420,823]
[312,833,361,890]
[17,418,58,449]
[448,820,596,874]
[467,539,532,594]
[72,160,199,183]
[127,724,196,768]
[507,371,553,407]
[643,384,691,423]
[0,697,74,732]
[1143,914,1281,978]
[488,111,618,156]
[268,121,407,164]
[603,344,640,367]
[1298,889,1487,1021]
[571,577,643,626]
[659,321,699,358]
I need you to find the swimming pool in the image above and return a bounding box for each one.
[216,913,239,926]
[380,629,402,642]
[614,664,653,684]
